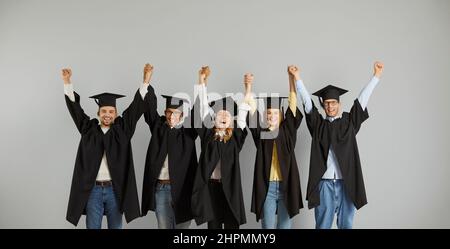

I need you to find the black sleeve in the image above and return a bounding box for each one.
[305,101,324,136]
[234,126,248,151]
[282,107,303,137]
[143,85,161,131]
[349,98,369,134]
[119,86,149,137]
[65,92,95,134]
[247,110,262,145]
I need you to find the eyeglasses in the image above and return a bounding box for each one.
[323,101,339,107]
[164,110,182,117]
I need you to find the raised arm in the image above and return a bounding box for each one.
[140,63,152,99]
[142,63,161,128]
[62,68,75,102]
[194,66,211,121]
[287,66,298,116]
[358,61,384,110]
[237,73,253,130]
[120,64,151,136]
[193,66,213,139]
[242,73,262,142]
[62,68,92,134]
[289,65,313,114]
[284,66,303,135]
[243,73,257,115]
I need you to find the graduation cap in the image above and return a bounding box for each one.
[161,95,189,110]
[312,85,348,104]
[255,96,288,110]
[209,96,238,116]
[89,92,125,107]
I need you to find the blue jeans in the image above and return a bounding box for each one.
[314,179,356,229]
[155,183,191,229]
[261,181,292,229]
[86,185,123,229]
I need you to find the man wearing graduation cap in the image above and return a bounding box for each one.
[290,62,384,229]
[141,67,198,229]
[62,64,151,228]
[244,71,303,229]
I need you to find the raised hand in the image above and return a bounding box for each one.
[374,61,384,78]
[288,65,300,81]
[143,63,154,84]
[244,73,254,97]
[198,66,210,85]
[61,68,72,85]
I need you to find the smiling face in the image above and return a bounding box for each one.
[266,108,281,129]
[214,110,233,130]
[165,108,183,127]
[323,99,341,117]
[98,106,117,127]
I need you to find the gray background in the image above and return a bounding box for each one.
[0,0,449,228]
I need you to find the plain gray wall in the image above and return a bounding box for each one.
[1,0,449,228]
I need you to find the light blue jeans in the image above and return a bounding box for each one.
[155,183,191,229]
[261,181,292,229]
[314,179,356,229]
[86,185,123,229]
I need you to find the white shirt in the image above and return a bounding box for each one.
[158,155,170,180]
[97,126,112,181]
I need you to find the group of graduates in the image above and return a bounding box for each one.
[62,61,384,229]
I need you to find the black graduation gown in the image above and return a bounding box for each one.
[141,85,198,224]
[65,88,149,226]
[248,108,304,221]
[191,112,248,226]
[305,99,369,210]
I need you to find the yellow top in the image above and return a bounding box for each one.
[269,142,283,181]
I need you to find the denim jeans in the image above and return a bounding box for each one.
[86,185,123,229]
[261,181,292,229]
[314,179,356,229]
[155,183,191,229]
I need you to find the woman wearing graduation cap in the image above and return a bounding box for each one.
[290,62,384,229]
[61,64,151,229]
[141,65,198,229]
[244,69,303,229]
[191,66,251,229]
